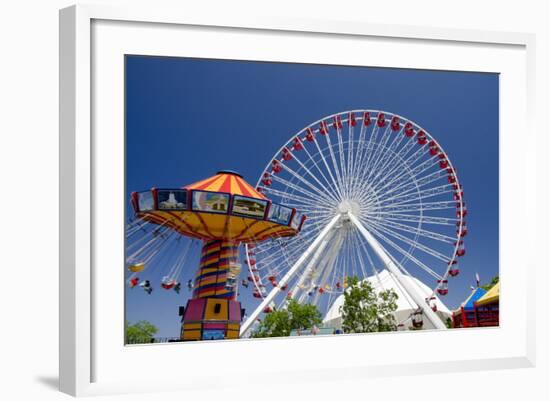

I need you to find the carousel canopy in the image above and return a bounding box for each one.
[185,170,267,200]
[475,282,499,307]
[453,287,486,314]
[131,170,305,242]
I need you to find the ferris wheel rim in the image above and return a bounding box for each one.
[246,108,466,312]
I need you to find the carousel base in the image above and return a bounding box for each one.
[180,298,242,341]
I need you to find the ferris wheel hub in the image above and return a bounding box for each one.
[338,200,361,217]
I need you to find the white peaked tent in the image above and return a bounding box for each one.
[322,270,452,330]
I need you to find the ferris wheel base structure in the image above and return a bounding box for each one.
[240,211,447,336]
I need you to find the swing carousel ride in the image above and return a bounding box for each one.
[127,170,306,340]
[126,109,468,339]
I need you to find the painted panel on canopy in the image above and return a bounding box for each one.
[192,191,231,214]
[157,189,187,210]
[231,195,268,219]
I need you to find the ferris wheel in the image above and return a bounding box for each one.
[240,110,467,334]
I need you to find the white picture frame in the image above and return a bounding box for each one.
[59,4,536,397]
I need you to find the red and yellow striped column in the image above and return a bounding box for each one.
[181,240,242,341]
[193,240,239,299]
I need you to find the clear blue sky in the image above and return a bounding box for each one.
[125,55,499,338]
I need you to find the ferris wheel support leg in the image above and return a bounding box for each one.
[348,213,447,330]
[240,214,343,337]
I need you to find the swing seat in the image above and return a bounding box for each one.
[161,279,177,290]
[128,263,145,273]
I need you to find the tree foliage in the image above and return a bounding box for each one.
[481,275,499,291]
[252,299,322,338]
[341,276,399,333]
[125,320,158,344]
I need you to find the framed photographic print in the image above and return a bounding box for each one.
[59,4,536,397]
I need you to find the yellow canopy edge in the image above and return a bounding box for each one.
[476,282,500,306]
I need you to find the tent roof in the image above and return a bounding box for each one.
[323,270,452,325]
[454,287,486,313]
[476,282,499,306]
[185,170,267,199]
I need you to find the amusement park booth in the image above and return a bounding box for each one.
[474,282,500,327]
[451,287,486,328]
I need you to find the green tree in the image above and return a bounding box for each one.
[341,276,399,333]
[481,276,499,291]
[125,320,158,344]
[252,299,322,338]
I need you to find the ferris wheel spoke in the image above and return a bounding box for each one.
[351,138,414,202]
[258,186,332,212]
[362,123,384,173]
[350,130,367,191]
[309,132,345,200]
[291,228,337,300]
[371,134,419,183]
[276,197,336,216]
[348,142,381,202]
[371,162,443,202]
[350,228,375,275]
[349,228,371,280]
[279,207,333,219]
[361,124,394,184]
[297,230,341,300]
[258,236,315,269]
[376,169,449,204]
[275,190,338,212]
[283,150,342,203]
[347,124,371,195]
[276,161,341,205]
[253,219,333,265]
[252,223,324,259]
[374,212,456,226]
[299,141,344,200]
[361,223,443,280]
[338,119,354,197]
[375,183,454,208]
[372,155,442,202]
[352,146,423,208]
[312,233,344,305]
[322,129,346,195]
[365,218,452,262]
[370,200,456,214]
[346,121,356,196]
[269,174,335,206]
[334,122,351,197]
[359,151,424,203]
[276,173,343,210]
[365,216,456,244]
[370,153,440,198]
[365,125,407,187]
[254,236,313,267]
[367,129,431,185]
